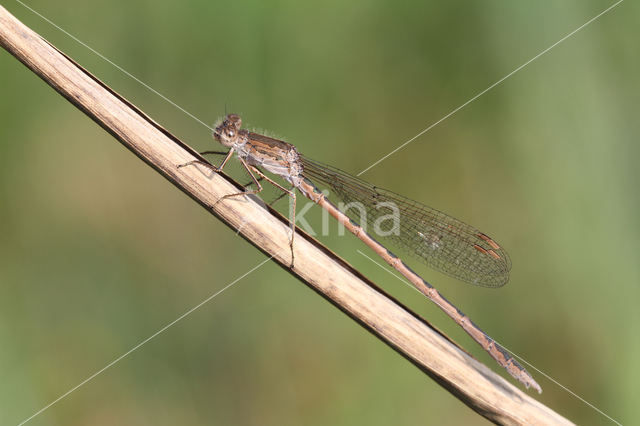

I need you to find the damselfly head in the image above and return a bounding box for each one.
[213,114,243,147]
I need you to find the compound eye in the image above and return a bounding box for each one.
[227,114,242,129]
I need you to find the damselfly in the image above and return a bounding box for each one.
[179,114,540,393]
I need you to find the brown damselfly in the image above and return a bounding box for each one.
[179,114,541,393]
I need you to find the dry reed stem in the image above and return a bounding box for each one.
[0,5,572,425]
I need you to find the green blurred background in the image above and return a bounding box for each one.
[1,1,637,425]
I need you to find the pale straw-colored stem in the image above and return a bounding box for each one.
[0,5,572,425]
